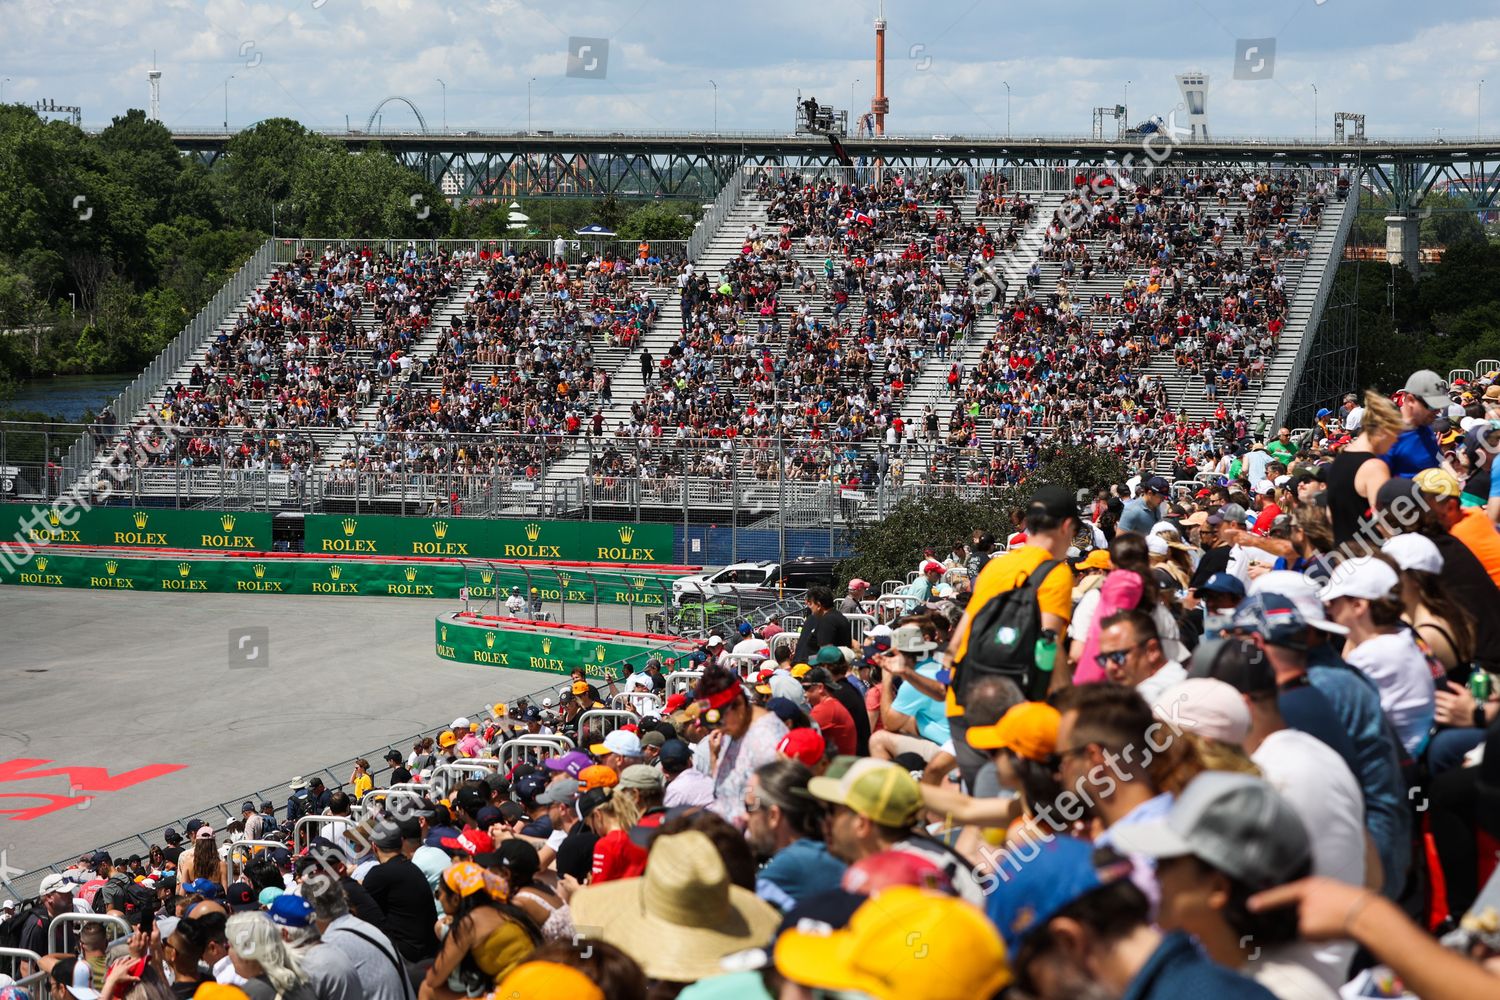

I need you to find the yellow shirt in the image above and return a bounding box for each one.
[352,773,372,801]
[949,545,1074,715]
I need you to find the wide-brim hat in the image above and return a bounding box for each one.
[569,830,779,982]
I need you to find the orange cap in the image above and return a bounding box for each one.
[1078,549,1112,572]
[578,764,618,791]
[496,961,604,1000]
[966,702,1060,762]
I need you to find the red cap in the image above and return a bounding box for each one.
[440,827,495,856]
[756,669,775,683]
[664,693,689,713]
[842,850,955,896]
[620,724,639,733]
[921,560,945,574]
[776,728,826,768]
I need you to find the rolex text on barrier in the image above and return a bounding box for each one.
[304,515,671,564]
[2,504,271,551]
[0,551,678,604]
[433,615,691,678]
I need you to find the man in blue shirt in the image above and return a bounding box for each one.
[1385,369,1449,477]
[988,836,1276,1000]
[745,759,846,911]
[1119,476,1171,534]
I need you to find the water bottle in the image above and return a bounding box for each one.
[1035,629,1058,674]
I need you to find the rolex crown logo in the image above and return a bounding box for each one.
[404,567,418,583]
[178,563,191,577]
[46,510,60,527]
[105,560,118,575]
[35,557,47,572]
[524,522,542,542]
[329,565,343,580]
[595,644,607,662]
[485,632,496,649]
[433,520,449,539]
[253,564,266,579]
[133,511,149,529]
[542,637,552,654]
[220,514,236,532]
[341,518,358,537]
[558,573,571,587]
[618,525,635,544]
[632,577,646,589]
[440,625,448,641]
[480,570,494,584]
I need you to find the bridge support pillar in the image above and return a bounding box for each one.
[1384,216,1421,276]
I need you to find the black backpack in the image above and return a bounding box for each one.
[0,901,39,950]
[955,558,1060,703]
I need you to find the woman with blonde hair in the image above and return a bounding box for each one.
[585,788,648,883]
[1325,390,1403,545]
[226,911,316,999]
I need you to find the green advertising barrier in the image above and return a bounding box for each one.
[1,503,272,551]
[0,551,680,605]
[304,514,672,564]
[434,615,693,679]
[462,565,671,606]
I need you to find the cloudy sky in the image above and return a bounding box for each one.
[1,0,1496,140]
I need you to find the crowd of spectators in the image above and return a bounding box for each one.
[11,368,1500,1000]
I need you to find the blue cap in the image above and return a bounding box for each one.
[764,697,801,722]
[424,825,462,849]
[1142,476,1172,495]
[183,878,220,897]
[513,774,548,803]
[984,836,1126,955]
[1196,573,1246,599]
[1316,408,1332,419]
[738,621,753,635]
[267,893,312,928]
[1230,592,1310,648]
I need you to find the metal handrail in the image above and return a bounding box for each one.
[497,734,576,771]
[48,912,130,955]
[225,839,295,884]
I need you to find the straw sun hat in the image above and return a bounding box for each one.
[569,829,779,982]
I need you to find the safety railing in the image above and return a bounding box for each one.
[0,946,47,991]
[48,913,131,955]
[497,734,576,771]
[226,839,293,885]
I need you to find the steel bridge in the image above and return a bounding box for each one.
[167,128,1500,215]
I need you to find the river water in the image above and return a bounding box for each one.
[4,373,134,422]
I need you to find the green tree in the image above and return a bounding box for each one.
[618,202,695,241]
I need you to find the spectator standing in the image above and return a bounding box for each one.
[360,823,440,964]
[792,586,852,664]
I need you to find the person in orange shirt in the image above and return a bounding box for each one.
[1414,469,1500,589]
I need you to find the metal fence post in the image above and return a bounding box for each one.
[730,438,738,565]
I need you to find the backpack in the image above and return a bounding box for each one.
[955,558,1060,704]
[0,901,39,949]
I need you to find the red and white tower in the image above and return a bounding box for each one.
[871,1,889,135]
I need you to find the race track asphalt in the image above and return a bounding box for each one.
[0,589,639,893]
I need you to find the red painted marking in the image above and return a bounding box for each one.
[0,792,97,821]
[0,758,187,792]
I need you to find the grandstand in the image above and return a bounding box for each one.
[54,162,1358,523]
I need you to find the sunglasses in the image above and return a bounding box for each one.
[1096,639,1147,666]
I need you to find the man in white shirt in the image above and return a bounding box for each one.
[1095,609,1188,706]
[730,622,771,661]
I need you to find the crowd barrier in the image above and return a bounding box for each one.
[434,611,698,677]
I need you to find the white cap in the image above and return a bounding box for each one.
[1146,534,1168,556]
[1154,678,1251,744]
[39,872,79,895]
[868,624,893,640]
[451,717,470,730]
[1247,571,1349,635]
[1318,557,1400,603]
[1448,402,1466,420]
[1148,521,1176,538]
[1382,533,1444,575]
[155,915,181,941]
[1255,479,1275,495]
[1461,416,1489,434]
[707,635,723,647]
[1274,475,1291,488]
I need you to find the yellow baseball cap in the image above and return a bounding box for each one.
[1414,467,1462,498]
[966,702,1061,762]
[437,730,457,748]
[807,758,921,828]
[790,663,812,679]
[775,886,1012,1000]
[571,680,590,695]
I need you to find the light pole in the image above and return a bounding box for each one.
[527,77,536,134]
[1310,83,1318,141]
[709,79,717,133]
[436,78,446,133]
[1002,80,1011,138]
[1480,79,1485,139]
[851,78,860,126]
[223,74,234,131]
[1124,79,1130,125]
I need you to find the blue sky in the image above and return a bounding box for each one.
[1,0,1495,139]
